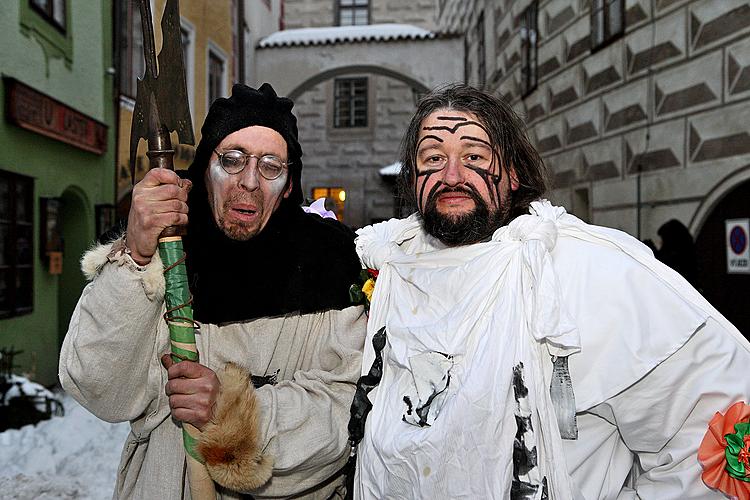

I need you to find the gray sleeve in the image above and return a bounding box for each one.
[591,317,750,499]
[251,306,367,498]
[58,252,170,437]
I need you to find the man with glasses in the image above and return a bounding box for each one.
[60,83,365,499]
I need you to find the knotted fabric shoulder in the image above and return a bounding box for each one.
[197,363,273,491]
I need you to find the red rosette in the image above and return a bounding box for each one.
[699,401,750,500]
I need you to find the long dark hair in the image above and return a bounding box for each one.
[397,83,548,219]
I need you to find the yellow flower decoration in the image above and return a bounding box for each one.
[362,278,376,302]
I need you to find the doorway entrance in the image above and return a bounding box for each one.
[695,180,750,338]
[57,188,90,348]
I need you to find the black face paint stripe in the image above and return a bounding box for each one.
[436,116,468,121]
[417,134,445,148]
[465,161,502,207]
[422,120,489,134]
[417,171,442,210]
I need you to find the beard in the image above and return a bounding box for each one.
[421,185,511,246]
[207,191,264,241]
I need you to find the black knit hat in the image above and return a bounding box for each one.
[188,83,303,204]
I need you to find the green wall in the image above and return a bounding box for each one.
[0,1,115,385]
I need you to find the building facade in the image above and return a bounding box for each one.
[0,0,116,385]
[256,0,462,226]
[439,0,750,334]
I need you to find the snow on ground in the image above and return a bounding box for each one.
[0,391,129,500]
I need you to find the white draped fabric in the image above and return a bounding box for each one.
[353,200,749,499]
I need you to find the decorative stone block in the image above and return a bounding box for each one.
[565,99,601,145]
[654,51,721,118]
[624,119,684,173]
[690,0,750,53]
[688,100,750,164]
[603,79,649,133]
[626,8,686,75]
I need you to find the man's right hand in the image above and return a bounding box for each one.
[126,168,192,265]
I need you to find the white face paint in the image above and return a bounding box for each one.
[205,126,292,240]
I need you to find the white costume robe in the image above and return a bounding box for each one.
[353,201,750,500]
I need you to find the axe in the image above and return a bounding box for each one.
[130,1,215,498]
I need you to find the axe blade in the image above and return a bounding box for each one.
[156,0,194,147]
[129,0,194,185]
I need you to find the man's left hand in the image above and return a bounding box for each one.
[161,354,220,431]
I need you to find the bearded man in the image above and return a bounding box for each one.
[351,84,750,499]
[60,83,365,499]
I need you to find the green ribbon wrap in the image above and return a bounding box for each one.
[158,236,202,464]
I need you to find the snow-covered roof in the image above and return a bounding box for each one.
[379,161,402,176]
[259,24,437,48]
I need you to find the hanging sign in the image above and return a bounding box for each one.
[726,218,750,274]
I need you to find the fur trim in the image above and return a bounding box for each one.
[137,251,165,300]
[80,240,115,281]
[197,363,274,492]
[79,236,166,301]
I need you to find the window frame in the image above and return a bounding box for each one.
[333,77,369,129]
[335,0,370,26]
[590,0,625,52]
[116,0,144,99]
[206,42,228,109]
[29,0,66,34]
[0,170,34,319]
[180,20,196,123]
[520,1,539,97]
[476,10,486,88]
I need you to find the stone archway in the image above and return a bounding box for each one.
[694,177,750,338]
[288,64,429,101]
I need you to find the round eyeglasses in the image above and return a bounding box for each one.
[214,149,290,180]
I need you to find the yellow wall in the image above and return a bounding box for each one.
[117,1,233,209]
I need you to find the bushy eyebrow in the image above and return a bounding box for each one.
[218,144,249,153]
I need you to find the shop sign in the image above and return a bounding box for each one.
[4,77,107,155]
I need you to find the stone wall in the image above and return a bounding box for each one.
[438,0,750,240]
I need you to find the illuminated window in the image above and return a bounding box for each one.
[311,187,346,221]
[0,170,34,318]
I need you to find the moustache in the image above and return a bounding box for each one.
[425,184,484,208]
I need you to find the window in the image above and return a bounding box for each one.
[520,1,539,96]
[208,48,226,107]
[311,187,346,221]
[30,0,66,32]
[591,0,624,50]
[116,0,144,98]
[476,11,486,87]
[232,0,246,84]
[337,0,369,26]
[181,22,195,115]
[0,171,34,318]
[334,78,368,128]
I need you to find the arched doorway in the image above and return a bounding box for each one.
[57,188,90,347]
[694,179,750,338]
